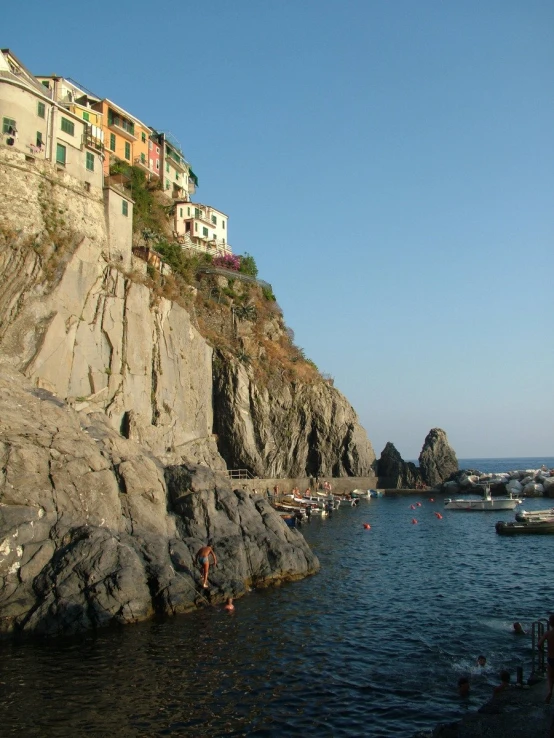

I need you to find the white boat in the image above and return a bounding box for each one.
[444,487,523,511]
[352,489,371,499]
[515,507,554,523]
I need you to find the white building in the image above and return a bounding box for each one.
[173,201,231,255]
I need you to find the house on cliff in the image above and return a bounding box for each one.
[0,49,102,190]
[173,201,232,256]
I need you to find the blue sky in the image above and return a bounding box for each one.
[4,0,553,458]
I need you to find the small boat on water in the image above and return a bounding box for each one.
[495,519,554,535]
[515,507,554,523]
[351,489,371,499]
[445,487,523,511]
[369,489,384,498]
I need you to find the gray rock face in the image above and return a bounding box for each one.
[0,366,319,637]
[376,442,421,488]
[418,428,458,488]
[212,354,375,478]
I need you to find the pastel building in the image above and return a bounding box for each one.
[91,98,150,176]
[174,201,231,255]
[153,130,196,200]
[0,49,102,190]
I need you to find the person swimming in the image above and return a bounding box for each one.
[477,655,486,667]
[224,597,234,611]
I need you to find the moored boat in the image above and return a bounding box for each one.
[445,486,522,511]
[495,519,554,535]
[515,507,554,523]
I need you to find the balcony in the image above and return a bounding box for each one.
[107,110,137,141]
[134,155,150,174]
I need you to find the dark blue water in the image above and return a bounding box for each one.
[0,462,553,737]
[411,457,554,475]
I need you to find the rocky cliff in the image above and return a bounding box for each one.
[0,150,374,635]
[0,364,319,636]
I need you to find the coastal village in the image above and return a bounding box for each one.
[0,47,231,271]
[1,45,553,738]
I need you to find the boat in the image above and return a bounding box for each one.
[369,489,384,498]
[444,487,523,511]
[495,519,554,535]
[515,508,554,523]
[351,489,371,499]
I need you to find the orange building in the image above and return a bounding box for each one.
[92,98,151,176]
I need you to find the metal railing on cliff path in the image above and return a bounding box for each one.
[227,469,256,480]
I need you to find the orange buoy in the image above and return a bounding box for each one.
[434,512,443,519]
[410,504,416,510]
[363,523,371,530]
[411,518,418,524]
[416,502,422,507]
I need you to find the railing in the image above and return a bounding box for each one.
[227,469,256,480]
[531,619,549,676]
[134,156,149,170]
[196,266,274,293]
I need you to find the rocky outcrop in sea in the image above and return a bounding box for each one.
[376,428,458,489]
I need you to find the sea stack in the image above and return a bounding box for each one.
[419,428,458,488]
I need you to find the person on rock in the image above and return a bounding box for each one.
[196,544,217,589]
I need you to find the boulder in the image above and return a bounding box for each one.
[376,442,421,489]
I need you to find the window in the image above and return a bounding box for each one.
[37,102,45,118]
[195,223,198,232]
[148,140,152,150]
[176,172,179,180]
[141,132,146,143]
[156,146,160,154]
[109,133,116,152]
[124,142,131,160]
[82,111,90,122]
[122,200,128,217]
[222,220,225,229]
[36,131,43,148]
[2,117,16,134]
[166,162,169,173]
[155,160,159,170]
[41,80,50,89]
[211,215,217,225]
[86,152,94,171]
[61,117,75,136]
[187,207,190,216]
[56,143,66,165]
[107,108,134,135]
[202,227,209,237]
[194,208,200,219]
[179,208,183,217]
[140,152,146,164]
[165,181,170,190]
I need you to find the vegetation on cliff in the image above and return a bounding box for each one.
[110,162,326,387]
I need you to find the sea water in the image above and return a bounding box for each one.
[0,459,553,737]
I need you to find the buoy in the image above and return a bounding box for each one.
[416,502,422,507]
[434,512,443,519]
[429,498,434,502]
[363,523,371,530]
[411,518,418,524]
[410,504,416,510]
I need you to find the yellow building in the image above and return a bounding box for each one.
[92,99,150,176]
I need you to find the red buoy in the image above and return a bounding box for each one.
[429,498,435,503]
[434,512,443,519]
[411,518,418,524]
[363,523,371,530]
[410,504,416,510]
[416,502,422,507]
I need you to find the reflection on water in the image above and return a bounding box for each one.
[0,496,551,737]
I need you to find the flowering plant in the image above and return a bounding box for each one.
[213,254,241,271]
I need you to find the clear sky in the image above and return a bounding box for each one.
[4,0,553,459]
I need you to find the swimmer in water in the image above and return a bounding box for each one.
[477,655,486,667]
[224,597,234,612]
[458,676,470,697]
